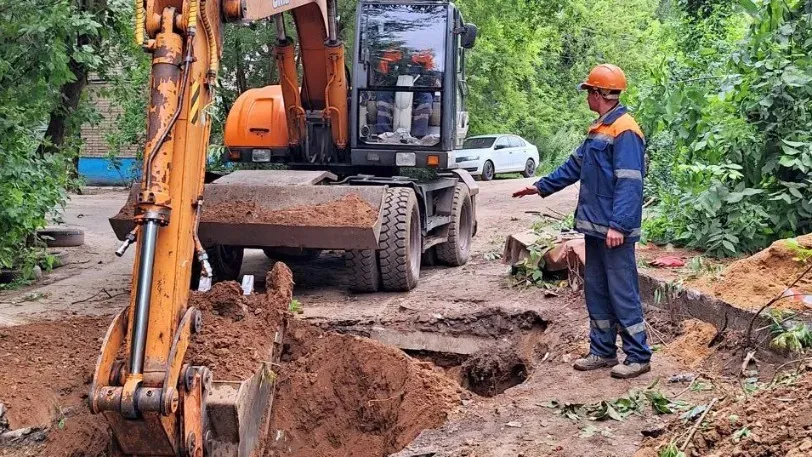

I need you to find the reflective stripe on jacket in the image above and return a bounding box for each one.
[534,105,646,241]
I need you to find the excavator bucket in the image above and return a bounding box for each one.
[110,170,385,251]
[205,331,283,457]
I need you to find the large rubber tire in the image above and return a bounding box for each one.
[36,227,84,247]
[481,160,495,181]
[190,244,244,289]
[521,158,537,178]
[379,187,421,292]
[436,184,474,267]
[345,250,380,293]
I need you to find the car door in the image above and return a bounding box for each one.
[491,136,512,172]
[510,136,529,170]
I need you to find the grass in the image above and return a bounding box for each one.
[288,299,303,314]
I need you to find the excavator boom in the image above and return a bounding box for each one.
[89,0,345,455]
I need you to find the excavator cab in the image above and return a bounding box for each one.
[223,0,477,173]
[353,1,477,168]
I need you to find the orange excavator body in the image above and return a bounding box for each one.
[224,85,289,152]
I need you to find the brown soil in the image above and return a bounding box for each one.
[187,262,293,380]
[116,193,379,228]
[0,316,110,456]
[205,194,378,227]
[460,345,529,397]
[660,319,717,369]
[639,371,812,457]
[266,319,462,457]
[687,234,812,311]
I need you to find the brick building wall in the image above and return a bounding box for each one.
[80,76,139,158]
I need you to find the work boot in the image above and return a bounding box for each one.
[573,354,618,371]
[610,361,651,379]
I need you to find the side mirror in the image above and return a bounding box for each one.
[494,144,505,150]
[460,23,478,49]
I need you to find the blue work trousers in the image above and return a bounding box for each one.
[584,236,651,363]
[375,91,432,137]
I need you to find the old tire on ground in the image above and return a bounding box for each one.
[521,158,537,178]
[190,244,244,289]
[345,250,380,293]
[262,247,320,261]
[379,187,421,291]
[481,160,495,181]
[436,184,473,267]
[36,227,84,247]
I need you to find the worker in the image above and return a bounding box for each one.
[374,49,435,138]
[513,64,651,379]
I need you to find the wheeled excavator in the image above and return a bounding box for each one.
[94,0,477,455]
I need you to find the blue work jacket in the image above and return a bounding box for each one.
[534,105,646,241]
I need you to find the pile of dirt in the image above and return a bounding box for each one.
[203,194,379,227]
[638,371,812,457]
[688,234,812,311]
[660,319,718,369]
[187,262,293,380]
[114,193,379,228]
[0,316,110,456]
[267,319,462,457]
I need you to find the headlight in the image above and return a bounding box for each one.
[455,155,479,163]
[396,152,417,166]
[252,149,271,162]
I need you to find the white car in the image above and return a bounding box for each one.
[455,134,540,181]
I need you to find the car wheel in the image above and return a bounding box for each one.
[482,160,495,181]
[521,158,537,178]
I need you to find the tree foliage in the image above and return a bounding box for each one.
[3,0,810,274]
[638,0,812,256]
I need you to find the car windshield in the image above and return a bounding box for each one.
[462,137,495,149]
[361,4,446,88]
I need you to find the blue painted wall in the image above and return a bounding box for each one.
[78,157,141,186]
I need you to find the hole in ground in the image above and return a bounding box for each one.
[406,345,532,397]
[269,309,548,456]
[268,320,464,457]
[322,308,549,399]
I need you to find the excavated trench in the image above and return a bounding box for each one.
[318,308,548,399]
[0,272,547,457]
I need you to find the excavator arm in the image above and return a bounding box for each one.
[88,0,346,455]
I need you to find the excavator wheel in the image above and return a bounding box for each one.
[345,250,380,292]
[436,183,474,266]
[190,244,244,289]
[379,187,421,292]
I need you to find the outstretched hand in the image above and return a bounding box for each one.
[512,186,539,198]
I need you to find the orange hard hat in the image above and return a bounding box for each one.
[577,64,627,92]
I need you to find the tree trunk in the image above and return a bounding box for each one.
[37,44,89,164]
[37,0,104,187]
[235,36,248,94]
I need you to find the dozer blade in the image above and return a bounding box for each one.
[110,171,386,251]
[205,330,283,457]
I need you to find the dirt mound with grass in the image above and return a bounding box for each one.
[638,371,812,457]
[688,234,812,311]
[267,319,462,457]
[186,262,292,380]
